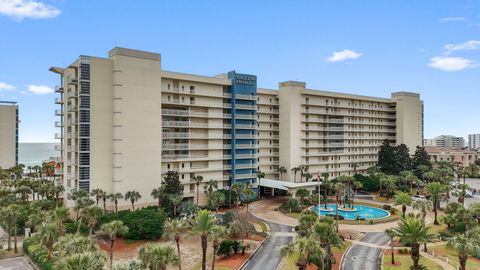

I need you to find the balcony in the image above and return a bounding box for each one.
[236,134,257,139]
[236,114,256,120]
[235,163,256,169]
[162,121,190,128]
[236,173,256,180]
[54,133,62,139]
[162,143,189,150]
[223,124,232,129]
[55,109,63,116]
[235,93,256,100]
[162,98,191,105]
[67,105,78,112]
[236,124,256,129]
[55,86,64,93]
[236,153,256,159]
[223,93,232,98]
[54,145,62,151]
[235,104,256,110]
[55,98,64,104]
[55,121,63,127]
[163,132,189,139]
[236,144,256,149]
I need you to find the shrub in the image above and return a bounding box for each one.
[281,198,302,213]
[231,240,241,254]
[64,221,89,235]
[222,210,235,226]
[382,204,392,210]
[99,207,167,240]
[215,189,237,207]
[398,185,409,193]
[217,240,234,257]
[354,174,379,192]
[454,222,466,233]
[23,238,54,270]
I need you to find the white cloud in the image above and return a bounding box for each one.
[428,56,478,71]
[27,84,53,94]
[0,82,16,91]
[444,40,480,53]
[326,49,363,62]
[439,17,466,22]
[0,0,60,20]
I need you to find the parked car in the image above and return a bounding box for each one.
[412,195,427,201]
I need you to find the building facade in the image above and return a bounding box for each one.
[468,134,480,150]
[51,47,423,208]
[0,101,18,169]
[425,147,478,167]
[424,135,465,149]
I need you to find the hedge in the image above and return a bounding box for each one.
[99,206,167,240]
[23,238,54,270]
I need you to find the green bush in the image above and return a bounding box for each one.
[454,222,466,233]
[23,238,54,270]
[216,189,237,206]
[217,240,234,257]
[99,207,167,240]
[231,240,241,254]
[222,210,235,226]
[64,221,89,235]
[354,174,379,192]
[281,198,302,213]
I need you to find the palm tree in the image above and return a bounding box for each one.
[242,187,255,216]
[109,193,123,213]
[256,170,265,199]
[8,204,23,253]
[385,228,397,265]
[394,216,433,270]
[101,220,129,269]
[394,192,413,217]
[74,197,95,234]
[321,172,330,208]
[170,194,183,217]
[38,222,58,259]
[412,200,433,252]
[138,244,180,270]
[55,251,106,270]
[191,175,204,205]
[203,179,218,207]
[151,186,166,208]
[164,219,188,270]
[83,206,103,237]
[210,191,226,213]
[295,188,310,206]
[112,259,143,270]
[125,190,141,210]
[99,190,108,212]
[447,231,480,270]
[54,234,98,257]
[312,220,341,269]
[231,183,245,209]
[52,206,70,236]
[457,184,469,207]
[291,166,301,183]
[280,237,325,270]
[90,188,103,206]
[426,182,446,225]
[192,210,216,270]
[210,225,226,270]
[333,182,343,232]
[279,166,287,181]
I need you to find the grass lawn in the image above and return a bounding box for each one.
[382,254,443,270]
[286,212,302,219]
[279,251,299,270]
[427,223,447,237]
[258,221,268,233]
[430,243,480,269]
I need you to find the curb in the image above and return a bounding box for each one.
[238,221,272,270]
[340,232,365,270]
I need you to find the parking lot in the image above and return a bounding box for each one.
[445,178,480,207]
[0,257,34,270]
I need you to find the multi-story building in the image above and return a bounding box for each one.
[424,135,465,149]
[426,147,478,166]
[50,47,423,208]
[468,134,480,150]
[0,101,19,169]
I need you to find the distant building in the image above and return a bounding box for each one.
[424,135,465,149]
[0,101,19,169]
[468,134,480,150]
[425,147,478,166]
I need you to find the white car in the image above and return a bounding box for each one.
[412,195,427,201]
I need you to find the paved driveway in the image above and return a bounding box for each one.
[242,221,294,270]
[342,232,389,270]
[0,257,34,270]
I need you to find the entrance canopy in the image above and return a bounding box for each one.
[259,178,320,196]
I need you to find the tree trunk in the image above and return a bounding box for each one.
[433,203,439,225]
[402,205,407,217]
[47,240,52,259]
[324,186,328,209]
[132,201,135,211]
[211,242,218,270]
[7,224,11,251]
[411,243,420,270]
[110,239,115,269]
[13,224,17,253]
[115,202,118,213]
[201,234,207,270]
[176,238,182,270]
[335,196,339,232]
[459,254,467,270]
[103,199,106,212]
[391,240,395,264]
[77,216,83,234]
[197,185,200,205]
[174,205,177,216]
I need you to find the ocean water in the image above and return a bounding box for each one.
[18,143,59,167]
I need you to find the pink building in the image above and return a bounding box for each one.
[425,147,478,166]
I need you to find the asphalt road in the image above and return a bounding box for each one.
[342,232,389,270]
[0,257,35,270]
[242,221,294,270]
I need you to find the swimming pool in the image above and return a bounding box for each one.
[311,204,390,220]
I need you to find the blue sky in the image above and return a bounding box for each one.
[0,0,479,143]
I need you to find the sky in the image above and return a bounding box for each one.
[0,0,479,143]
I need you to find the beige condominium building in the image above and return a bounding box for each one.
[0,101,19,169]
[50,47,423,208]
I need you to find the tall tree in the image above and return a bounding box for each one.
[279,166,287,181]
[280,237,325,270]
[125,190,141,211]
[139,244,180,270]
[38,222,58,259]
[151,186,166,208]
[394,144,412,172]
[426,182,446,225]
[377,139,397,174]
[210,225,226,270]
[395,216,432,270]
[394,192,413,217]
[162,171,183,195]
[447,231,480,270]
[108,193,123,213]
[385,228,397,265]
[191,175,203,205]
[164,219,188,270]
[83,206,103,237]
[291,166,301,183]
[256,170,265,198]
[101,220,129,269]
[192,210,216,270]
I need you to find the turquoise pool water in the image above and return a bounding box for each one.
[312,204,390,220]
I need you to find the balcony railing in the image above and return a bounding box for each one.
[55,98,64,104]
[54,133,62,139]
[55,109,63,116]
[55,121,63,127]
